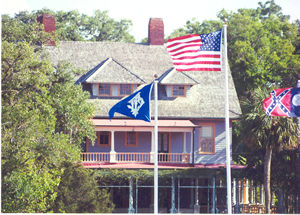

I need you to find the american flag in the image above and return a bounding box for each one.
[166,30,222,72]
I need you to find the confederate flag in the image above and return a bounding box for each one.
[263,87,300,117]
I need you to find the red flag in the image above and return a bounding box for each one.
[263,88,291,117]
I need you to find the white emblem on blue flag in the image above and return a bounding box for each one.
[127,92,145,117]
[108,83,153,122]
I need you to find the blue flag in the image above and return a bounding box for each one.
[109,83,153,122]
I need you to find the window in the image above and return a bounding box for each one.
[120,84,132,95]
[172,85,186,96]
[125,132,138,147]
[158,133,170,153]
[97,131,111,146]
[198,124,215,154]
[98,84,111,96]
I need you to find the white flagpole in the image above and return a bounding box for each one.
[223,23,232,214]
[154,77,159,214]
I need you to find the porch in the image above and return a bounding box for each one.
[82,119,197,165]
[81,152,190,163]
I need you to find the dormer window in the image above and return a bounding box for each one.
[172,85,186,96]
[99,84,111,96]
[165,85,190,98]
[92,83,138,97]
[120,84,132,95]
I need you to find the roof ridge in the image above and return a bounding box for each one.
[111,58,146,83]
[75,58,111,84]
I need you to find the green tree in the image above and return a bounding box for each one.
[1,16,96,212]
[239,87,298,213]
[168,1,300,212]
[225,8,299,97]
[168,18,222,39]
[2,9,135,42]
[53,162,114,213]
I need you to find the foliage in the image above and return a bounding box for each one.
[168,18,223,39]
[225,9,299,97]
[94,168,225,186]
[2,9,135,42]
[53,162,114,213]
[1,21,95,212]
[1,13,50,45]
[237,86,298,212]
[168,1,299,97]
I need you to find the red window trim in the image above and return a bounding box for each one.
[125,131,138,147]
[97,83,112,96]
[97,131,111,147]
[171,85,186,97]
[198,123,216,154]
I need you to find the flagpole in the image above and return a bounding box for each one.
[223,22,232,214]
[154,76,159,214]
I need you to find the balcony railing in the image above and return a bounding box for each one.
[81,152,190,164]
[116,152,151,163]
[158,153,190,163]
[81,152,110,162]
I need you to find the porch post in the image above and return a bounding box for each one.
[170,176,177,213]
[234,179,240,214]
[194,178,200,213]
[178,176,181,213]
[183,132,187,153]
[211,176,216,214]
[190,130,194,163]
[150,131,155,163]
[128,176,135,213]
[245,179,249,204]
[110,131,116,162]
[232,178,236,206]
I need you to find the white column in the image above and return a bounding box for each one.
[245,179,249,204]
[183,132,187,153]
[190,131,193,163]
[232,178,236,205]
[150,131,155,163]
[110,131,116,162]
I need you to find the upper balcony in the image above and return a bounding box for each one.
[80,119,226,168]
[81,152,190,164]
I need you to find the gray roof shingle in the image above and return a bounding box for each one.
[45,41,241,119]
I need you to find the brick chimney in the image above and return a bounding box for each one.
[148,18,164,45]
[37,14,56,46]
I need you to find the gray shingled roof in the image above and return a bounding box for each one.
[85,58,145,84]
[45,41,242,119]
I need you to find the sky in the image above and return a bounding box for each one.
[1,0,299,41]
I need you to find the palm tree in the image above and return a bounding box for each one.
[240,87,298,213]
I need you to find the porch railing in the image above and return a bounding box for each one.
[158,153,190,163]
[81,152,190,164]
[117,153,151,163]
[81,152,110,162]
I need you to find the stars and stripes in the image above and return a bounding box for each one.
[166,30,222,72]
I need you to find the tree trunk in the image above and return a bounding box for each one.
[264,145,273,214]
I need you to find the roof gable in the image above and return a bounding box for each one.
[83,58,145,84]
[160,68,198,85]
